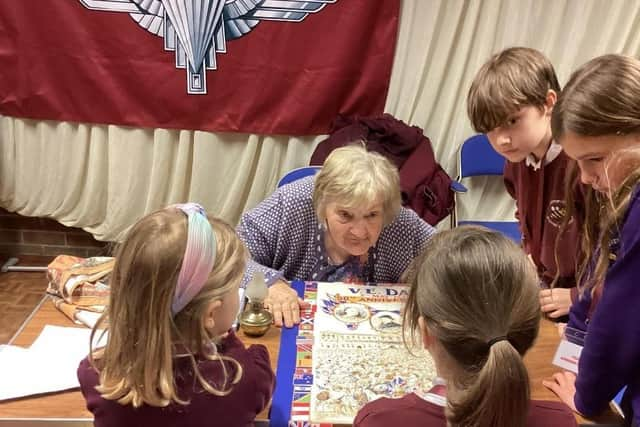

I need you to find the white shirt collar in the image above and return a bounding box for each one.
[417,376,447,407]
[525,140,562,170]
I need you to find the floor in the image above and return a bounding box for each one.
[0,254,53,344]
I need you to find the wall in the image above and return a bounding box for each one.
[0,208,110,258]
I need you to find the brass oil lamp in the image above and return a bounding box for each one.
[239,272,273,337]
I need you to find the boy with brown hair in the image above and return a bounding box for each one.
[466,47,584,319]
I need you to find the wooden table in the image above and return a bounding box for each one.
[526,319,621,425]
[0,297,281,426]
[0,299,621,426]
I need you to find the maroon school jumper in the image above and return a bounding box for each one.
[77,331,274,427]
[354,393,578,427]
[504,149,584,295]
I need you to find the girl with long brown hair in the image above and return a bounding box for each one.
[354,226,577,427]
[543,54,640,426]
[77,204,274,427]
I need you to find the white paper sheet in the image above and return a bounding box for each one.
[75,310,103,329]
[0,325,106,401]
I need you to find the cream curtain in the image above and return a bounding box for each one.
[2,0,640,241]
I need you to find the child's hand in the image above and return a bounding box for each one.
[556,322,567,337]
[543,371,578,412]
[540,288,572,318]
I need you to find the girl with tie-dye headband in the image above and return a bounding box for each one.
[77,204,274,427]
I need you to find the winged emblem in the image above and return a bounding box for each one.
[79,0,337,94]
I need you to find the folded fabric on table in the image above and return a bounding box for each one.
[46,255,113,327]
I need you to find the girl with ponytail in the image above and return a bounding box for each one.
[354,226,577,427]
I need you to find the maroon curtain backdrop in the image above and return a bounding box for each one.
[0,0,400,135]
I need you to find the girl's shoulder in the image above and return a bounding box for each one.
[628,184,640,212]
[354,394,444,427]
[216,331,271,369]
[620,185,640,245]
[77,356,98,388]
[527,400,578,426]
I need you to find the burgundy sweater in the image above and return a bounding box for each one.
[77,331,274,427]
[354,393,578,427]
[504,150,584,292]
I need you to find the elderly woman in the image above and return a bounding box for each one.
[238,145,436,327]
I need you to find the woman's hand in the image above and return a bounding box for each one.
[264,280,310,328]
[540,288,572,318]
[543,371,578,412]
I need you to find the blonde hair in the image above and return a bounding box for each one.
[551,54,640,293]
[468,47,560,133]
[403,226,540,427]
[313,144,401,226]
[90,209,248,407]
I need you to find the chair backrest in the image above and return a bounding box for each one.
[277,166,321,188]
[459,134,505,178]
[453,134,521,243]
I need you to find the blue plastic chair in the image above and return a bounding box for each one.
[277,166,321,188]
[459,134,506,178]
[453,134,521,243]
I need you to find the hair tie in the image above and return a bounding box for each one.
[487,336,508,347]
[170,203,216,316]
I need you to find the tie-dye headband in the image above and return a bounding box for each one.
[171,203,216,315]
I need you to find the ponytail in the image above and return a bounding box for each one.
[406,227,540,427]
[447,340,530,427]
